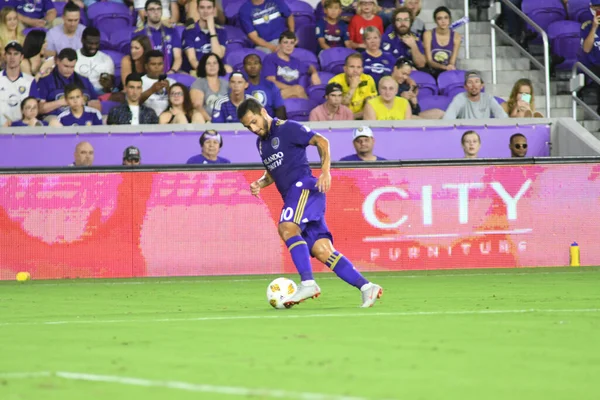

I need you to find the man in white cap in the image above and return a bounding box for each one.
[339,126,387,161]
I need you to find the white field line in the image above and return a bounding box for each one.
[0,371,382,400]
[0,308,598,328]
[9,270,593,287]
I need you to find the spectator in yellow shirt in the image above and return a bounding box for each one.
[328,52,377,119]
[363,76,411,120]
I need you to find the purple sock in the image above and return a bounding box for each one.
[325,251,369,289]
[285,236,314,281]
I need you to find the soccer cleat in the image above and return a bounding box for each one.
[360,283,383,308]
[284,282,321,308]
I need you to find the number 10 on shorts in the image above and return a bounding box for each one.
[280,207,294,222]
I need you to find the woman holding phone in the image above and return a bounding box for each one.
[502,78,543,118]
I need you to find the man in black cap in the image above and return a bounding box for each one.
[0,42,40,126]
[308,82,354,122]
[123,146,141,165]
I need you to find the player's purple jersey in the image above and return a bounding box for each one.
[257,118,315,198]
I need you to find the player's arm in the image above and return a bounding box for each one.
[250,170,274,197]
[309,133,331,193]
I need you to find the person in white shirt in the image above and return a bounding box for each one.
[140,50,176,117]
[45,2,86,57]
[0,41,39,126]
[134,0,179,28]
[75,27,115,95]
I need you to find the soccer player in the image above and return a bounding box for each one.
[237,98,383,308]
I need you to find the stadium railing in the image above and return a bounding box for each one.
[571,62,600,122]
[490,0,552,117]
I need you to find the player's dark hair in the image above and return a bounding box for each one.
[144,49,164,64]
[279,31,297,43]
[22,30,46,59]
[324,0,342,9]
[125,73,143,85]
[197,53,226,78]
[64,83,83,97]
[461,130,480,144]
[58,47,78,62]
[433,6,452,21]
[144,0,162,11]
[243,53,262,66]
[20,96,38,111]
[63,1,81,14]
[82,27,101,39]
[236,98,263,121]
[509,133,526,144]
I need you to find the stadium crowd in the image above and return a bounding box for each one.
[0,0,547,162]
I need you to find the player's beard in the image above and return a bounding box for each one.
[261,118,269,136]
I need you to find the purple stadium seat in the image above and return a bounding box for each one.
[296,24,318,54]
[317,71,335,83]
[283,98,317,121]
[568,0,592,23]
[522,0,567,34]
[170,73,196,87]
[102,50,125,86]
[224,0,246,27]
[418,95,452,112]
[411,70,438,96]
[100,30,112,50]
[88,3,133,31]
[548,20,582,70]
[307,84,327,105]
[436,70,467,96]
[101,100,121,116]
[445,86,466,98]
[224,48,266,71]
[109,27,135,53]
[224,25,252,49]
[318,47,355,74]
[289,0,316,27]
[54,1,67,17]
[494,96,506,104]
[23,27,46,36]
[292,47,319,71]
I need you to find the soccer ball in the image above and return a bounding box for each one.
[266,277,297,309]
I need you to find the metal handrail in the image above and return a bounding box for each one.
[490,0,551,117]
[464,0,470,59]
[571,62,600,121]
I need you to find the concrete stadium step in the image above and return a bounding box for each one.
[463,45,521,59]
[478,70,544,84]
[582,119,600,132]
[458,57,531,71]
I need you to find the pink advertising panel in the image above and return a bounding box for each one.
[0,163,597,280]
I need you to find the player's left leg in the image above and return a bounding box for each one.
[311,238,383,308]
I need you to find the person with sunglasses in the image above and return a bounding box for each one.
[509,133,528,158]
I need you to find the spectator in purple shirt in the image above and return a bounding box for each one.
[182,0,227,72]
[186,129,232,164]
[262,31,321,99]
[56,83,103,126]
[239,0,293,53]
[243,53,287,119]
[211,72,253,123]
[339,126,387,161]
[382,6,426,69]
[14,0,56,29]
[45,2,86,57]
[316,0,351,52]
[362,26,396,86]
[37,48,100,120]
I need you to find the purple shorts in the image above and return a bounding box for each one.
[279,177,333,254]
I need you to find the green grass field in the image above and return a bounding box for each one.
[1,267,599,400]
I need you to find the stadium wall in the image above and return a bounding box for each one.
[1,159,599,280]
